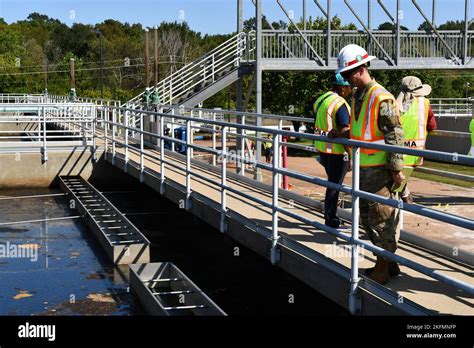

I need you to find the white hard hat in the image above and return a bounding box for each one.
[336,44,376,74]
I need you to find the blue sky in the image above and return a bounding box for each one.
[0,0,471,34]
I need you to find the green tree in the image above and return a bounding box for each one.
[378,22,409,31]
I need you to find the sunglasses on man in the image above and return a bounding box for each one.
[341,66,361,80]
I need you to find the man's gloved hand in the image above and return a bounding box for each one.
[327,129,338,139]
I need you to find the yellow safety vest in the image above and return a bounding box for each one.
[313,91,350,154]
[401,97,430,167]
[264,141,272,149]
[350,83,395,167]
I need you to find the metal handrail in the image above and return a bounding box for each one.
[258,29,474,60]
[1,95,472,314]
[0,102,96,162]
[124,31,255,108]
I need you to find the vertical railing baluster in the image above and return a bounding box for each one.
[212,112,217,166]
[42,106,48,162]
[160,107,166,195]
[186,119,192,211]
[140,112,144,182]
[112,107,116,164]
[240,115,246,176]
[271,131,280,265]
[220,125,227,233]
[349,146,361,315]
[124,109,129,172]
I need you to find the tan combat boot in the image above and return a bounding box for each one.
[367,257,390,284]
[365,261,401,277]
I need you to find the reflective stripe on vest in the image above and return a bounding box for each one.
[350,83,395,167]
[314,92,349,154]
[401,97,429,167]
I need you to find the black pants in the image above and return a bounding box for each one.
[265,148,273,162]
[319,153,349,228]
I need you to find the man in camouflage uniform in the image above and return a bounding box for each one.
[354,81,404,263]
[336,44,405,284]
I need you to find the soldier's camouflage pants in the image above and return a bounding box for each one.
[359,167,401,255]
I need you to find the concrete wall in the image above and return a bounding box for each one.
[0,150,120,188]
[0,122,39,134]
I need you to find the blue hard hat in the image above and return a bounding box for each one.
[333,73,350,86]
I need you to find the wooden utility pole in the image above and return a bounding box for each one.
[70,58,75,89]
[145,29,150,88]
[154,26,158,88]
[44,64,48,90]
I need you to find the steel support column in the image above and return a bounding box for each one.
[464,0,469,64]
[237,0,244,175]
[327,0,332,66]
[254,0,263,181]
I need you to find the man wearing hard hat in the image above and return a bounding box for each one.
[396,76,438,203]
[336,44,405,284]
[313,73,352,229]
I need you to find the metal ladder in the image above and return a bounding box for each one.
[129,262,226,316]
[59,176,150,264]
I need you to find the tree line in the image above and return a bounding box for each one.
[0,13,472,117]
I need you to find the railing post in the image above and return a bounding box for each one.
[140,112,144,183]
[327,0,332,65]
[124,109,129,172]
[171,109,175,152]
[91,106,97,161]
[38,107,41,143]
[212,112,217,166]
[246,32,251,62]
[278,119,283,188]
[220,125,227,233]
[112,107,116,165]
[159,107,166,195]
[190,110,194,159]
[349,146,361,315]
[185,119,192,211]
[169,79,173,105]
[41,106,48,162]
[396,0,401,65]
[104,105,108,158]
[271,131,281,265]
[212,54,215,82]
[239,115,246,176]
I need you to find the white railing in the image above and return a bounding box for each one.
[100,103,473,315]
[259,29,474,61]
[1,94,473,314]
[0,94,45,104]
[0,102,96,162]
[125,31,255,109]
[431,98,473,117]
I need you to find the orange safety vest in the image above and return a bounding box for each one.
[350,83,396,167]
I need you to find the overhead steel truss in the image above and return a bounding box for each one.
[247,0,473,70]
